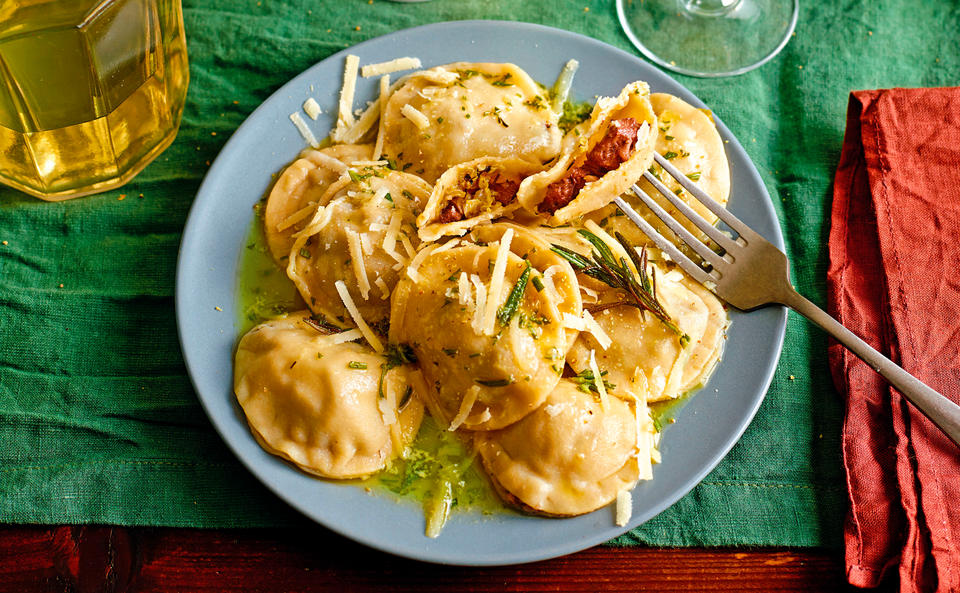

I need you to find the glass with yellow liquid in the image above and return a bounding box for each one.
[0,0,189,201]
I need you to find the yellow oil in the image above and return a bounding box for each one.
[0,0,189,200]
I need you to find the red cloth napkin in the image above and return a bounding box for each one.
[828,88,960,592]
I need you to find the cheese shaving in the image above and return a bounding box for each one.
[579,285,598,302]
[275,202,317,232]
[470,274,487,334]
[303,97,321,120]
[383,211,402,254]
[588,349,609,411]
[303,150,348,174]
[482,228,514,335]
[340,97,381,144]
[431,238,460,255]
[401,104,431,130]
[561,312,586,331]
[334,280,383,352]
[336,54,360,138]
[458,272,472,306]
[581,310,612,350]
[399,232,417,259]
[289,111,319,148]
[615,489,632,527]
[448,386,479,431]
[359,232,374,256]
[540,265,563,321]
[346,230,371,300]
[332,329,364,344]
[375,276,391,300]
[373,74,390,160]
[361,57,423,78]
[405,243,437,283]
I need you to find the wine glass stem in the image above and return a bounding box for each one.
[684,0,741,16]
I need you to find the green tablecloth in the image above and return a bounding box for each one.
[2,0,958,547]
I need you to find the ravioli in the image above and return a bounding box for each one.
[417,156,542,242]
[516,81,657,224]
[234,313,424,479]
[381,62,562,183]
[263,144,373,263]
[287,164,431,325]
[567,260,727,402]
[590,93,730,249]
[390,223,581,431]
[475,379,642,517]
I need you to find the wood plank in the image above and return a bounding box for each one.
[0,526,898,593]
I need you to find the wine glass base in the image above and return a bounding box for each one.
[617,0,799,78]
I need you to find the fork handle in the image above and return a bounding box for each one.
[780,287,960,446]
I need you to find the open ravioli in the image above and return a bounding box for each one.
[390,223,581,431]
[591,93,730,249]
[517,81,657,224]
[417,157,542,242]
[287,164,431,325]
[263,144,373,263]
[567,260,727,402]
[475,379,644,517]
[381,62,562,183]
[234,313,424,479]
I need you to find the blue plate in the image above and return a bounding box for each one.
[176,20,786,566]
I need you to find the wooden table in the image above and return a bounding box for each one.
[0,526,898,592]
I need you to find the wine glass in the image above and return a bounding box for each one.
[616,0,799,77]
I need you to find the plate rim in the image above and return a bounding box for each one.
[175,19,787,566]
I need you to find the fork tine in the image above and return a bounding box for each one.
[627,184,729,271]
[641,170,739,254]
[653,152,761,242]
[613,196,716,286]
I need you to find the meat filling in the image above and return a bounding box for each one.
[540,118,640,214]
[436,168,521,223]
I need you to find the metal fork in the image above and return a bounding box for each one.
[615,152,960,447]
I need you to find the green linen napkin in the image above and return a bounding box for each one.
[1,0,958,546]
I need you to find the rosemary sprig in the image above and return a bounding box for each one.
[304,314,346,335]
[497,261,532,327]
[551,230,689,345]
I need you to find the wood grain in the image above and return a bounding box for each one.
[0,526,897,592]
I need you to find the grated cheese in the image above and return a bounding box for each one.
[382,211,402,254]
[332,329,364,344]
[615,489,632,527]
[375,276,391,300]
[361,57,423,78]
[359,232,374,256]
[399,232,417,259]
[588,349,609,411]
[334,280,383,352]
[373,74,390,160]
[482,228,514,335]
[458,271,472,306]
[276,202,317,232]
[581,310,612,350]
[448,386,479,431]
[470,274,487,334]
[346,230,371,300]
[289,111,319,148]
[335,54,360,139]
[405,243,437,283]
[401,104,431,130]
[303,97,321,120]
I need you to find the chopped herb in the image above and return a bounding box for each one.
[299,248,311,259]
[348,361,368,370]
[436,117,444,124]
[317,352,323,359]
[482,106,509,127]
[383,192,394,204]
[386,158,398,170]
[475,377,512,387]
[571,368,616,394]
[468,352,482,358]
[378,342,418,399]
[442,348,458,357]
[402,189,414,201]
[489,72,514,87]
[398,386,413,409]
[663,151,679,160]
[652,415,663,432]
[402,162,413,171]
[664,135,674,141]
[447,268,461,282]
[304,314,346,335]
[558,100,592,133]
[523,95,547,110]
[497,261,531,327]
[531,275,545,292]
[686,171,702,181]
[289,361,297,369]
